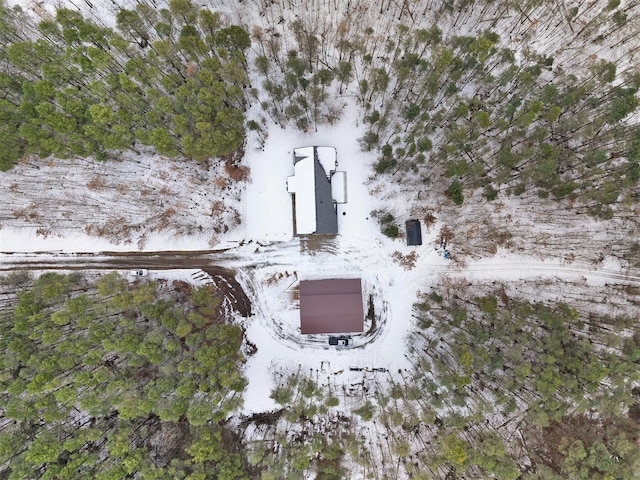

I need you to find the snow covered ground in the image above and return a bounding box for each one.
[243,101,382,240]
[0,150,245,252]
[231,106,451,412]
[0,80,450,415]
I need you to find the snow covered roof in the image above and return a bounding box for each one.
[299,278,364,334]
[331,171,347,204]
[287,146,338,235]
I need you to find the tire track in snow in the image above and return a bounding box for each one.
[424,262,640,284]
[1,247,639,286]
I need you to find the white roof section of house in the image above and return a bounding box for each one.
[287,156,317,235]
[331,171,347,204]
[294,146,314,163]
[316,147,337,176]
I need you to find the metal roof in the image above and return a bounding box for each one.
[405,219,422,246]
[313,155,338,234]
[287,147,338,235]
[299,279,364,334]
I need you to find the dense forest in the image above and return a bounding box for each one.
[409,279,640,479]
[245,0,640,270]
[0,0,249,170]
[0,272,250,479]
[1,273,638,478]
[250,0,640,218]
[2,0,639,213]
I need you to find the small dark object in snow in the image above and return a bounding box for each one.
[129,269,148,277]
[328,336,353,346]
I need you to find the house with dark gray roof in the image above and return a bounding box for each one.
[287,146,345,235]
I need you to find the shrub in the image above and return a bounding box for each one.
[477,295,498,315]
[551,181,577,199]
[380,213,394,224]
[483,184,498,201]
[359,131,380,151]
[367,110,381,123]
[382,224,399,238]
[513,183,526,196]
[325,396,340,407]
[374,157,396,174]
[352,401,375,420]
[446,180,464,205]
[224,162,250,182]
[269,386,293,405]
[429,291,444,304]
[375,211,400,238]
[393,440,411,457]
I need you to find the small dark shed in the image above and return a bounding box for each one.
[405,219,422,246]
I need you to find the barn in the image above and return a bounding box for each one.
[299,278,364,334]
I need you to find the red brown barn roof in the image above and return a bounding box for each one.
[299,279,364,334]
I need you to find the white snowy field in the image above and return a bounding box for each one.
[0,149,246,252]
